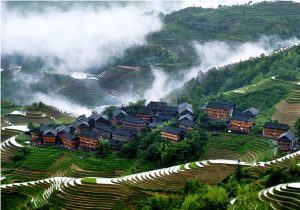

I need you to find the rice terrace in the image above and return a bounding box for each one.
[1,0,300,209]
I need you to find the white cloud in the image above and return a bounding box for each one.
[32,93,92,116]
[142,37,300,102]
[2,3,163,71]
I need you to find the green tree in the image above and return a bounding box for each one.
[95,139,111,158]
[159,143,173,165]
[27,122,35,130]
[201,185,229,209]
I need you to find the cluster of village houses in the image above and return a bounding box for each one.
[30,101,298,153]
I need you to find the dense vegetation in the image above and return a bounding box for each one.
[168,45,300,126]
[130,159,300,210]
[118,127,209,171]
[117,1,300,70]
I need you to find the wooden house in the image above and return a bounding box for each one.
[160,127,184,143]
[121,116,147,132]
[77,115,94,127]
[74,120,90,133]
[147,101,177,116]
[55,125,71,143]
[78,131,101,149]
[111,128,135,142]
[94,125,113,139]
[112,109,128,125]
[68,124,76,133]
[30,125,50,143]
[135,108,152,122]
[179,114,194,122]
[277,130,297,152]
[178,102,193,116]
[263,122,290,138]
[61,133,79,150]
[42,128,58,145]
[89,113,109,127]
[228,114,254,134]
[179,119,195,132]
[179,114,195,132]
[243,107,259,118]
[205,102,233,121]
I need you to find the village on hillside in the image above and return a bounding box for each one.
[26,99,298,155]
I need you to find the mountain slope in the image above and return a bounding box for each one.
[2,1,300,107]
[272,85,300,126]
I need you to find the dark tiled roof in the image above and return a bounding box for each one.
[206,102,233,110]
[78,131,101,139]
[122,116,147,124]
[179,114,194,122]
[149,121,163,128]
[148,101,168,107]
[62,132,77,141]
[154,114,174,122]
[96,125,113,133]
[178,102,192,109]
[56,125,71,133]
[243,107,259,116]
[277,130,297,142]
[161,126,184,135]
[178,102,193,115]
[111,128,134,137]
[32,125,51,133]
[147,102,177,113]
[230,113,254,122]
[90,113,108,122]
[68,124,76,129]
[112,109,128,118]
[74,120,90,128]
[77,115,88,122]
[263,122,290,130]
[179,119,195,127]
[160,106,178,112]
[40,125,51,133]
[43,128,57,137]
[178,106,193,115]
[135,108,152,115]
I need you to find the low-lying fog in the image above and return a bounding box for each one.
[1,0,300,116]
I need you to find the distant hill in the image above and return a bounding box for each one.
[2,1,300,107]
[166,44,300,125]
[115,1,300,71]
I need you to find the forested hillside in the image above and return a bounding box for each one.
[2,1,300,107]
[114,1,300,71]
[168,44,300,108]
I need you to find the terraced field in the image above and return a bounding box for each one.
[223,78,294,102]
[272,84,300,126]
[1,136,24,164]
[204,132,275,162]
[223,78,276,98]
[1,130,18,142]
[1,151,300,209]
[259,182,300,210]
[2,143,136,183]
[1,103,76,126]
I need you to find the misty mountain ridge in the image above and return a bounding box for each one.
[1,1,300,115]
